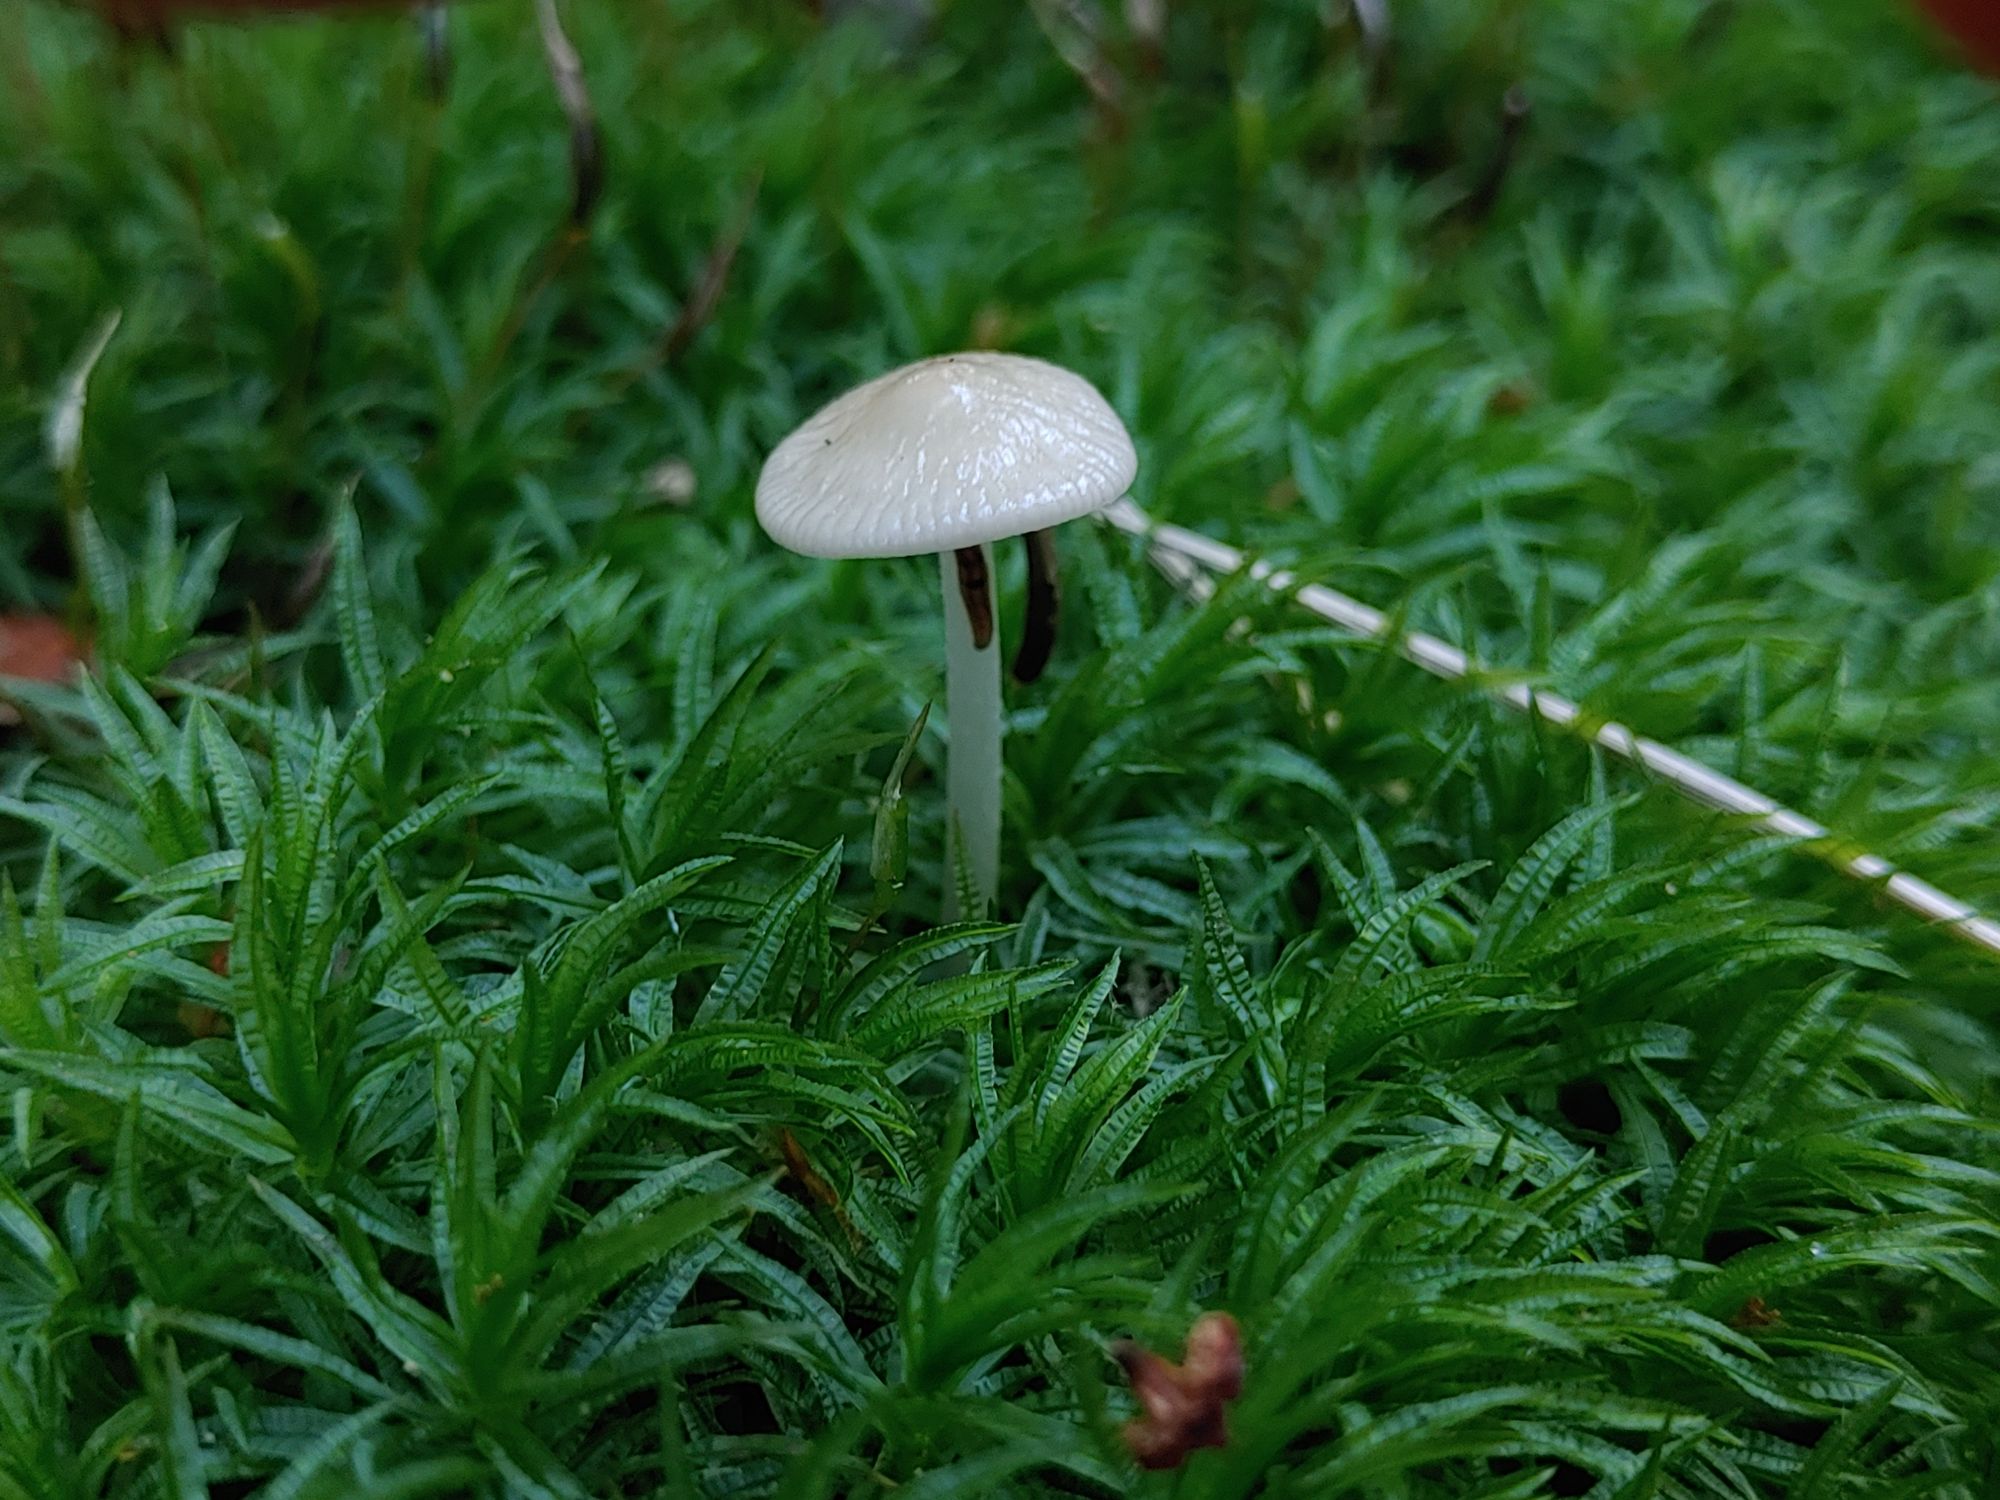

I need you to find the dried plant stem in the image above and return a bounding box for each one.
[534,0,601,227]
[418,4,450,101]
[940,545,1002,917]
[1027,0,1128,136]
[1100,498,2000,961]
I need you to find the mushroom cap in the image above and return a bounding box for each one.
[755,352,1137,559]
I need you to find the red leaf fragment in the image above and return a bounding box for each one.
[0,614,84,684]
[1114,1311,1244,1470]
[178,1001,231,1040]
[1914,0,2000,74]
[0,614,86,725]
[1731,1295,1782,1329]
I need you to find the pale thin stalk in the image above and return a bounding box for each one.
[1100,498,2000,961]
[940,546,1002,916]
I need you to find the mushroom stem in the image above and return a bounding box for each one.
[941,545,1002,915]
[1013,529,1060,683]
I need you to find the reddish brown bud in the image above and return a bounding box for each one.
[1115,1311,1243,1470]
[0,615,87,725]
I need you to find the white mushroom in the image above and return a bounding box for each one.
[755,352,1137,912]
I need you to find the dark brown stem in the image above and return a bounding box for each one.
[1032,0,1129,140]
[418,4,450,102]
[954,546,994,651]
[1126,0,1166,78]
[1013,529,1060,683]
[1352,0,1391,87]
[662,170,762,365]
[1462,85,1531,223]
[604,171,762,396]
[534,0,601,228]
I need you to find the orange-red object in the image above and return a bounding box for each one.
[0,614,86,727]
[1915,0,2000,74]
[1731,1295,1783,1330]
[0,615,85,686]
[1114,1312,1244,1471]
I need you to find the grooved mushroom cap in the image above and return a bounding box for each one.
[755,352,1137,560]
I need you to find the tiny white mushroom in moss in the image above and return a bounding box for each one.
[755,351,1136,913]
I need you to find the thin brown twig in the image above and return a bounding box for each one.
[1351,0,1390,57]
[534,0,601,227]
[467,225,583,401]
[1124,0,1166,78]
[1028,0,1128,138]
[418,2,450,101]
[1460,85,1532,223]
[662,170,763,365]
[608,171,763,394]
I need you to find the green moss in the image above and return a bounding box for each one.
[1,0,1997,1494]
